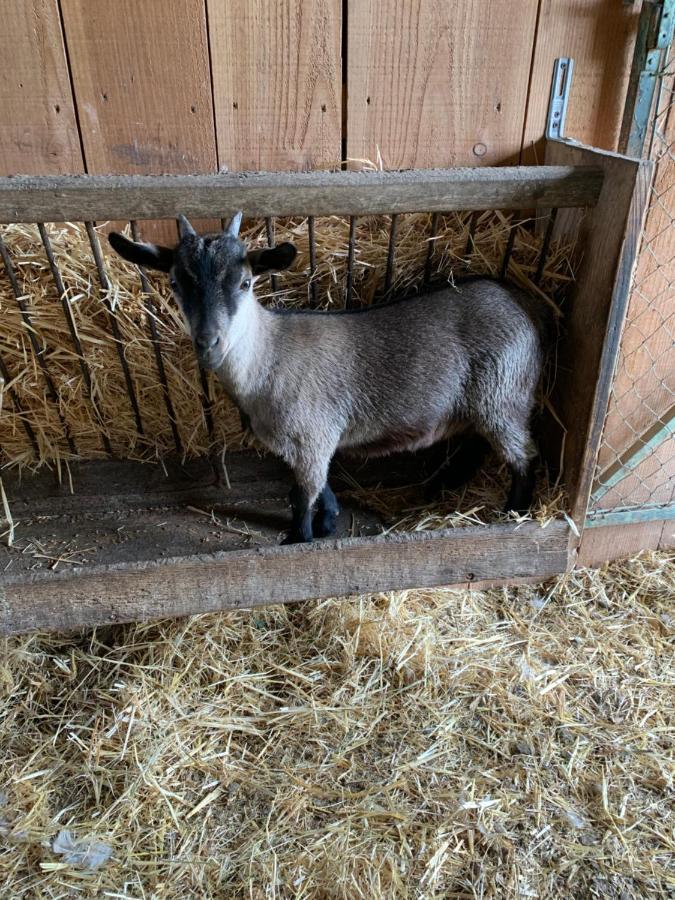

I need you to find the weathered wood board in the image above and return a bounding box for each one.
[544,140,653,524]
[209,0,342,171]
[347,0,539,167]
[0,0,83,175]
[0,454,570,634]
[0,166,604,222]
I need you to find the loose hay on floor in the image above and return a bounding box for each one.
[1,552,673,898]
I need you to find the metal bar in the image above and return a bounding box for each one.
[546,58,574,141]
[131,221,183,456]
[85,222,144,437]
[423,212,440,285]
[0,232,77,455]
[383,213,399,295]
[308,215,318,306]
[586,502,675,528]
[265,217,279,294]
[463,211,478,269]
[533,207,558,285]
[622,0,675,158]
[591,408,675,505]
[0,167,605,222]
[0,352,40,458]
[500,213,519,280]
[346,215,357,308]
[38,224,113,457]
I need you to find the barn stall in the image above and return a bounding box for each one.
[0,2,673,895]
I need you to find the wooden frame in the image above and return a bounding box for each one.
[0,151,651,634]
[0,166,603,221]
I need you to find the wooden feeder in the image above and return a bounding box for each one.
[0,139,652,634]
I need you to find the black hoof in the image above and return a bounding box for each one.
[281,531,312,545]
[312,511,338,538]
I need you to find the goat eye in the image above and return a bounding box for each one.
[169,277,178,290]
[241,279,251,291]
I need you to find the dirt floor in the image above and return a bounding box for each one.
[1,552,673,898]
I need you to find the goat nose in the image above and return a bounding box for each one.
[196,333,221,351]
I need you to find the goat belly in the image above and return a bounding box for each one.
[342,424,443,458]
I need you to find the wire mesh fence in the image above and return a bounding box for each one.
[590,44,675,519]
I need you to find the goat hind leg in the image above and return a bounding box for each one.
[313,482,340,538]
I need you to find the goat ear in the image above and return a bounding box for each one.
[227,211,243,237]
[177,214,196,240]
[108,233,174,272]
[248,242,297,275]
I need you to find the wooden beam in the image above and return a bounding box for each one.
[0,165,604,223]
[0,519,570,635]
[544,140,653,525]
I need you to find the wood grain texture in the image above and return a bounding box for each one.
[544,140,653,525]
[59,0,218,240]
[0,165,604,222]
[578,519,669,568]
[0,0,83,174]
[208,0,341,171]
[0,519,570,635]
[522,0,642,163]
[347,0,539,168]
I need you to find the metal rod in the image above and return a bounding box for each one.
[199,366,215,439]
[346,215,357,307]
[586,502,675,528]
[86,222,144,437]
[0,352,40,458]
[533,208,558,286]
[38,224,112,457]
[383,213,399,295]
[0,232,77,455]
[308,215,318,306]
[131,220,183,456]
[500,213,519,280]
[265,217,279,295]
[423,212,440,285]
[463,211,478,269]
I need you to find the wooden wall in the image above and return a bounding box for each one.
[0,1,643,177]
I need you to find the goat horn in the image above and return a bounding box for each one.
[228,211,243,237]
[177,214,196,239]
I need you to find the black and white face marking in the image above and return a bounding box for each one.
[107,213,297,371]
[169,228,253,370]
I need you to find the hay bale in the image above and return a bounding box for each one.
[0,551,672,896]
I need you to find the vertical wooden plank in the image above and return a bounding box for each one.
[522,0,642,163]
[577,519,668,567]
[544,140,652,524]
[60,0,218,240]
[0,0,83,174]
[208,0,342,171]
[347,0,539,169]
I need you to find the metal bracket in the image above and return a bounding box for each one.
[546,57,574,141]
[622,0,675,157]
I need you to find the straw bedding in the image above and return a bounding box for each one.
[1,551,673,897]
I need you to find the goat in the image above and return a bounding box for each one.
[109,214,552,543]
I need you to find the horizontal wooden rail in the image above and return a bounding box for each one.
[0,166,604,223]
[0,519,570,634]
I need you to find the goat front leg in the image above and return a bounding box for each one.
[282,451,333,544]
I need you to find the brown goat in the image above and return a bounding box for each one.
[109,214,552,543]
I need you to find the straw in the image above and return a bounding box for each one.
[0,550,672,896]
